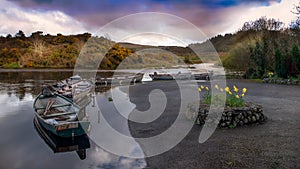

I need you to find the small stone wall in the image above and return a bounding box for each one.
[263,78,300,85]
[186,103,266,128]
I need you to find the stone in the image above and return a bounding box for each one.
[252,116,256,122]
[255,114,260,120]
[227,117,232,121]
[221,116,226,121]
[263,78,269,83]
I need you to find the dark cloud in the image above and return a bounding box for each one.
[196,0,281,8]
[7,0,282,34]
[10,0,282,14]
[33,0,52,4]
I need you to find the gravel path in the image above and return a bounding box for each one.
[128,80,300,169]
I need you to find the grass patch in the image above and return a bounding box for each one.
[248,79,263,83]
[3,62,19,68]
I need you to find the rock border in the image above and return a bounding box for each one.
[263,78,300,85]
[186,102,267,128]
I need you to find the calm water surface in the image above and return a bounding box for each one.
[0,70,146,169]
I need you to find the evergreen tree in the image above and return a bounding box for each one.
[250,41,266,78]
[291,45,300,72]
[274,49,289,78]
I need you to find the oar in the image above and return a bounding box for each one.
[43,99,55,115]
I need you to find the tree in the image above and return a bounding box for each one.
[275,49,287,78]
[250,42,266,78]
[292,45,300,69]
[15,30,25,39]
[291,45,300,75]
[241,17,284,31]
[6,34,12,39]
[292,1,300,28]
[33,39,46,59]
[30,31,43,38]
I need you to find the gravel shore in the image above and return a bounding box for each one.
[128,80,300,169]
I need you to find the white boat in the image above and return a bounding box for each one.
[141,73,153,82]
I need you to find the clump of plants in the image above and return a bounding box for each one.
[198,84,247,107]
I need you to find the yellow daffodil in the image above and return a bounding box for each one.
[198,88,202,92]
[200,85,204,89]
[242,88,247,93]
[233,85,239,92]
[228,91,232,95]
[220,88,224,92]
[225,86,230,92]
[235,95,239,99]
[214,84,219,90]
[205,87,209,91]
[241,93,245,97]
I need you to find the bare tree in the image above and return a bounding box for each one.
[33,39,46,59]
[291,1,300,27]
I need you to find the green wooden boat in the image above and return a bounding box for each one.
[33,87,90,137]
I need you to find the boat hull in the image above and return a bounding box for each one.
[150,74,174,80]
[36,115,90,137]
[34,116,90,152]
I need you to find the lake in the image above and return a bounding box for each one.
[0,70,147,169]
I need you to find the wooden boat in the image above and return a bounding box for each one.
[150,74,174,80]
[173,72,192,80]
[33,87,90,137]
[191,73,210,80]
[33,116,90,160]
[95,73,143,86]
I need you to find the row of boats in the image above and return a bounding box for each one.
[95,71,212,85]
[32,71,211,138]
[32,75,94,159]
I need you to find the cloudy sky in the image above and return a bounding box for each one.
[0,0,299,46]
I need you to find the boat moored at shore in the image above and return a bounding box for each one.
[33,87,90,137]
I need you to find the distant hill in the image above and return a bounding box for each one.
[1,16,300,77]
[119,42,201,66]
[0,31,201,69]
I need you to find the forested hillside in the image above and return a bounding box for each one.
[0,31,200,69]
[0,31,91,68]
[192,17,300,79]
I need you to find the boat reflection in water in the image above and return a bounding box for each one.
[33,116,90,160]
[33,91,93,160]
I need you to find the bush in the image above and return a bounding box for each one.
[243,67,255,79]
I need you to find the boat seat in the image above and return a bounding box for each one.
[42,111,76,118]
[35,103,72,110]
[54,114,77,122]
